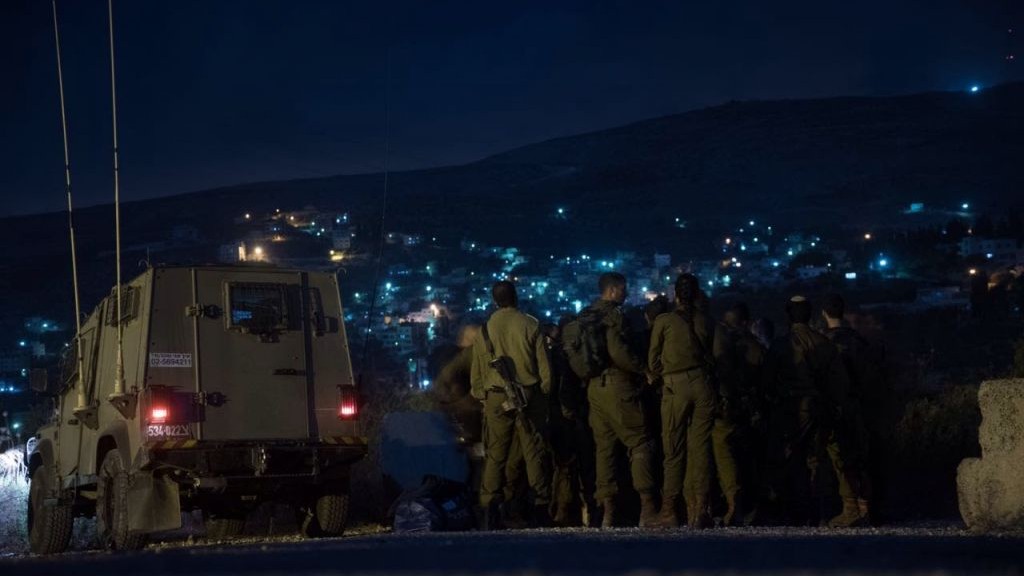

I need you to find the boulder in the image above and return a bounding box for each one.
[957,379,1024,531]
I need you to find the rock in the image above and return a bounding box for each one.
[957,379,1024,531]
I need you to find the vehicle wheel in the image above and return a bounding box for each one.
[298,492,349,538]
[204,510,247,540]
[96,450,147,551]
[27,465,73,555]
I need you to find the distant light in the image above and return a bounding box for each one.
[734,261,742,268]
[707,280,713,287]
[986,253,993,259]
[244,213,251,219]
[749,220,755,226]
[878,258,888,268]
[18,341,26,347]
[970,85,980,93]
[845,272,858,280]
[557,207,565,215]
[42,323,49,329]
[385,282,393,290]
[740,244,747,251]
[969,268,978,276]
[12,422,20,430]
[772,261,779,268]
[864,233,872,240]
[961,202,970,211]
[753,237,759,243]
[425,285,432,292]
[421,379,431,388]
[572,300,583,313]
[810,242,816,247]
[787,249,794,256]
[725,238,732,245]
[544,311,552,318]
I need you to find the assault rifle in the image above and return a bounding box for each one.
[481,323,529,414]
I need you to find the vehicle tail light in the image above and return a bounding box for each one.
[149,406,169,424]
[338,386,358,420]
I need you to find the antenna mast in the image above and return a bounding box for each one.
[107,0,126,399]
[52,1,87,413]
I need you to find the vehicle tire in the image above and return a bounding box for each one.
[27,465,73,555]
[204,510,247,540]
[96,450,147,551]
[298,492,349,538]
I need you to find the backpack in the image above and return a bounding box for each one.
[561,307,609,379]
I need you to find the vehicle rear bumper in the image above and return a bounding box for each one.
[140,438,367,486]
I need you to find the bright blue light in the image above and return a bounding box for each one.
[749,220,755,226]
[557,207,565,215]
[845,272,858,280]
[385,282,392,290]
[18,341,26,347]
[772,261,780,268]
[421,379,431,388]
[970,85,980,93]
[878,258,889,268]
[986,253,993,259]
[544,311,552,318]
[961,203,970,210]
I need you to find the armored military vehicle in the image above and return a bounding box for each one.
[26,264,366,553]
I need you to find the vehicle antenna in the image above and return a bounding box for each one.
[359,46,391,388]
[51,0,87,413]
[107,0,126,399]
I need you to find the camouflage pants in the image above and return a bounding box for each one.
[480,388,551,508]
[587,378,655,501]
[660,369,715,502]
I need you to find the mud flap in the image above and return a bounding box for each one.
[128,472,182,533]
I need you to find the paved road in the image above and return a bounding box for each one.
[4,526,1024,576]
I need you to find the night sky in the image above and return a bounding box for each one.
[1,0,1020,216]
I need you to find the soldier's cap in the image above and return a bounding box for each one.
[789,295,808,303]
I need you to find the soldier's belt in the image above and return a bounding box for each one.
[662,367,704,383]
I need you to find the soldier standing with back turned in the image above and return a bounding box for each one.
[471,281,552,529]
[582,272,658,528]
[764,295,867,527]
[648,273,716,529]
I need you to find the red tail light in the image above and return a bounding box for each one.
[338,387,358,420]
[149,406,169,424]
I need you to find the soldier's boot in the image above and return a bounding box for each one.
[532,503,552,528]
[582,497,600,528]
[857,499,872,526]
[638,493,659,529]
[600,498,616,529]
[722,491,744,527]
[688,497,712,530]
[552,502,573,527]
[481,501,503,531]
[651,495,680,529]
[828,498,869,528]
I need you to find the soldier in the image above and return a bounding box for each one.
[821,293,887,525]
[471,281,552,529]
[764,295,868,527]
[544,321,598,526]
[436,324,483,444]
[712,302,767,526]
[582,272,658,528]
[649,274,716,529]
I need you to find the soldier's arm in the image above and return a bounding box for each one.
[606,313,646,374]
[534,327,552,394]
[648,317,666,376]
[469,337,486,400]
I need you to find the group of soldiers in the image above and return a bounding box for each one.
[435,272,888,530]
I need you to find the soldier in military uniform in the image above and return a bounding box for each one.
[585,272,658,528]
[822,293,888,525]
[648,274,716,529]
[711,302,766,526]
[471,281,552,529]
[764,295,867,527]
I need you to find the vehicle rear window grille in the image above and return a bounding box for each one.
[105,286,140,326]
[226,283,290,333]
